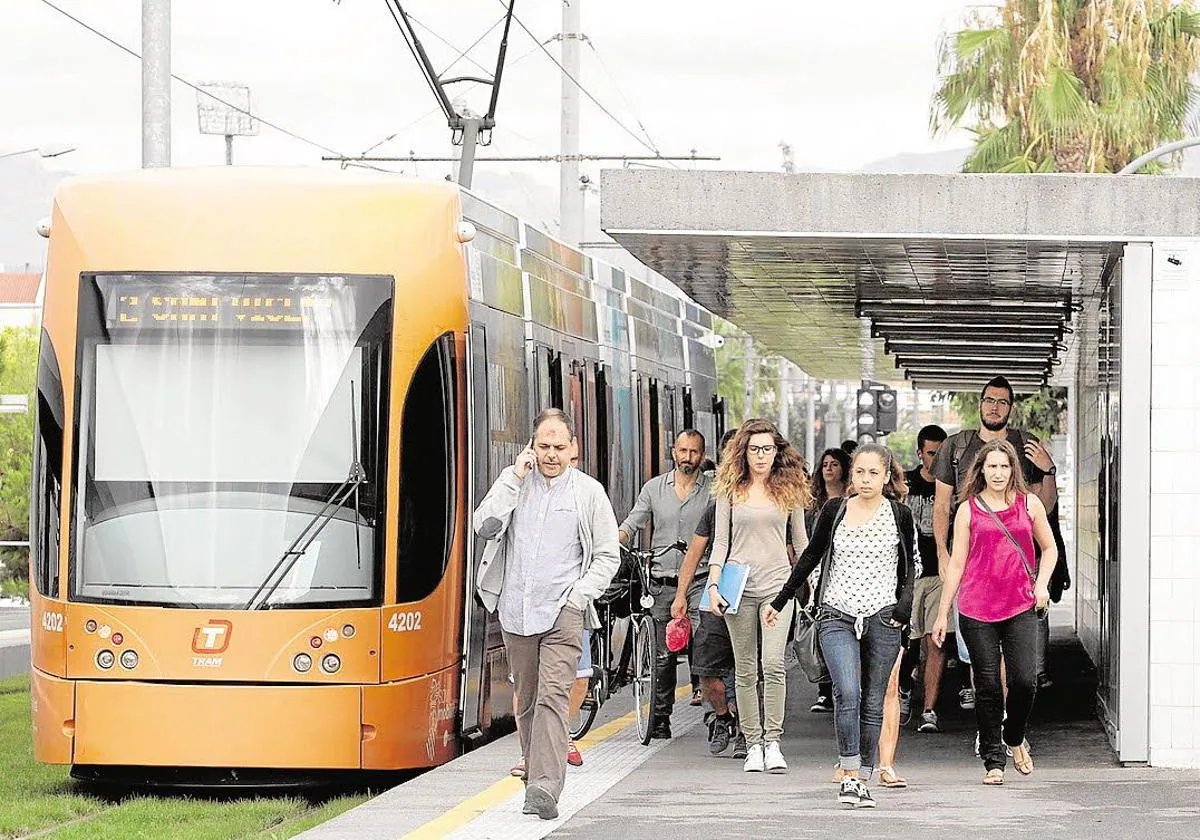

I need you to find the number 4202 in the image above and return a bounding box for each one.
[387,611,422,632]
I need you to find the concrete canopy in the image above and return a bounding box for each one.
[600,171,1200,387]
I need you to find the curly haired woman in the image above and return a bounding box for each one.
[706,418,812,775]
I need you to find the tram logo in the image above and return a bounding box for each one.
[191,620,232,654]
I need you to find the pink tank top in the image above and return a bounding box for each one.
[957,495,1037,623]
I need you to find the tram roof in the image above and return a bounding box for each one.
[600,170,1200,388]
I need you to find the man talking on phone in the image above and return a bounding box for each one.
[472,408,620,821]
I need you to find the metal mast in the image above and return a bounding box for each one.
[558,0,583,245]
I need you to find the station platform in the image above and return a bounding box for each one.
[0,606,30,679]
[300,617,1200,840]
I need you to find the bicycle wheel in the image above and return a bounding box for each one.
[632,614,658,746]
[568,693,599,740]
[568,634,603,740]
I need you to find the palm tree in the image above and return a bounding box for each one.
[932,0,1200,173]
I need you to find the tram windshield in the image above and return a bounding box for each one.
[70,273,392,609]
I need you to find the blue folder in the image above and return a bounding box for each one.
[699,563,750,615]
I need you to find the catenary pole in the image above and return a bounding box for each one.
[805,373,816,465]
[559,0,583,245]
[141,0,171,167]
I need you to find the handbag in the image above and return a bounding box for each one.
[789,499,846,684]
[974,495,1046,616]
[791,604,830,684]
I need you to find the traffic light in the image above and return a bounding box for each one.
[877,387,898,434]
[856,387,878,444]
[856,383,898,444]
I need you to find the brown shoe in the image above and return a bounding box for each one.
[983,768,1004,785]
[1011,740,1034,775]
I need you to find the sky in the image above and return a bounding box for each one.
[5,0,979,185]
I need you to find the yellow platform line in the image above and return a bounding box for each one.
[401,684,691,839]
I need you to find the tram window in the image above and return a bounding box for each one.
[648,380,661,475]
[397,333,458,603]
[549,351,564,410]
[594,364,611,490]
[31,329,64,598]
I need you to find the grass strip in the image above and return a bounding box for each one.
[46,796,307,840]
[255,795,369,840]
[0,676,105,839]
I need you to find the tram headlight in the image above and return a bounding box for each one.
[293,653,313,673]
[341,624,356,638]
[320,653,341,674]
[96,649,115,670]
[84,619,97,633]
[119,650,138,670]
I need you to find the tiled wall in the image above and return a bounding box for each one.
[1149,242,1200,767]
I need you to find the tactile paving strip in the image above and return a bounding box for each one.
[441,702,705,839]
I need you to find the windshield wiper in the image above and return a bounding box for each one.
[243,382,366,611]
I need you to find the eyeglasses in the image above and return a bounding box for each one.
[747,444,777,455]
[981,396,1011,408]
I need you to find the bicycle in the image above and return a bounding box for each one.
[568,540,686,746]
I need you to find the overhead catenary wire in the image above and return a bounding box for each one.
[497,1,661,157]
[583,36,665,159]
[361,12,547,158]
[34,0,353,160]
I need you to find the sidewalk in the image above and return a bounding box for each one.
[302,625,1200,839]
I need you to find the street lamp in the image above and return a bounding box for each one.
[0,144,76,160]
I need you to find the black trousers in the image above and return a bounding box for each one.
[958,608,1039,771]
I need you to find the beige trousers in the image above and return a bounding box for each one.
[502,604,585,801]
[725,595,794,746]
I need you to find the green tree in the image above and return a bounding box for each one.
[0,326,37,590]
[713,319,780,430]
[932,0,1200,173]
[885,429,919,471]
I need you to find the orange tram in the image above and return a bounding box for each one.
[29,168,723,784]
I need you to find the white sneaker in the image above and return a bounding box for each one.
[743,743,765,772]
[763,741,788,773]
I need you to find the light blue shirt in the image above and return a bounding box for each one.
[498,467,584,635]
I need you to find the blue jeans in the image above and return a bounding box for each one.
[818,606,903,778]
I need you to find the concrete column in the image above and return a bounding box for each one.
[141,0,171,168]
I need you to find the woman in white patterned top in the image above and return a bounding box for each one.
[767,444,920,809]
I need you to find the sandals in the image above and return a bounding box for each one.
[878,767,907,789]
[1010,740,1034,775]
[983,768,1004,785]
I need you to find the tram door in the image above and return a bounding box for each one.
[461,323,490,739]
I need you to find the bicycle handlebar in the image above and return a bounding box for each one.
[620,539,688,561]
